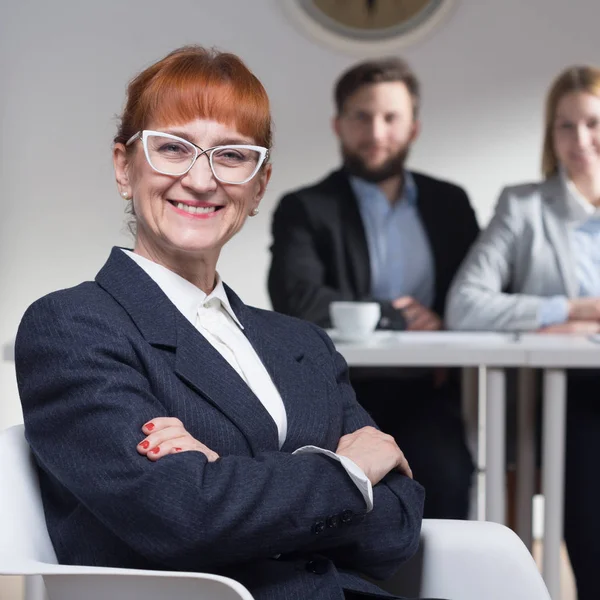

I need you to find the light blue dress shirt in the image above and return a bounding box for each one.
[350,172,435,307]
[538,174,600,326]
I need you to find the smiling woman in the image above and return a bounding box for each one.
[14,45,424,600]
[445,65,600,600]
[110,47,273,289]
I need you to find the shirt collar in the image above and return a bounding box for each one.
[559,167,600,224]
[349,170,417,207]
[121,249,244,329]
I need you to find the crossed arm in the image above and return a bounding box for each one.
[16,295,424,578]
[446,189,600,333]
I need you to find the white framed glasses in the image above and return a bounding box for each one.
[126,130,269,185]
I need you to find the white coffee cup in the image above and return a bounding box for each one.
[329,301,381,341]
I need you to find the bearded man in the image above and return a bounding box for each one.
[268,58,479,519]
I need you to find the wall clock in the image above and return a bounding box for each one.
[280,0,455,56]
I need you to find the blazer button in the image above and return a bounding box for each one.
[340,509,354,524]
[312,520,326,535]
[306,558,330,575]
[326,515,340,529]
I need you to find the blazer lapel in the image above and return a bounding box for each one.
[541,177,579,297]
[226,287,333,453]
[334,171,372,298]
[96,248,280,455]
[173,321,280,454]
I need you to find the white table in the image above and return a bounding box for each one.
[330,331,526,525]
[6,330,599,599]
[513,334,600,599]
[330,330,600,600]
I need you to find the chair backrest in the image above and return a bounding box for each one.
[0,425,58,565]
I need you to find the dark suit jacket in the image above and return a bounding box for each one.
[15,247,425,600]
[268,169,479,329]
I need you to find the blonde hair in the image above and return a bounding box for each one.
[542,65,600,178]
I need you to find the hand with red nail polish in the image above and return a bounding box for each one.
[137,417,220,462]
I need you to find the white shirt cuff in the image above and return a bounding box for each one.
[293,445,373,512]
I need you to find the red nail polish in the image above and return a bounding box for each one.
[174,447,182,452]
[140,440,150,449]
[150,446,160,454]
[145,422,155,431]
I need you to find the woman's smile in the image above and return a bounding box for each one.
[167,199,225,219]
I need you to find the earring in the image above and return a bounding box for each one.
[250,208,259,217]
[121,191,130,200]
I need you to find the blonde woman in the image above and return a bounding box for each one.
[447,66,600,600]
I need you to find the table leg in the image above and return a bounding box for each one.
[462,367,480,521]
[476,367,487,521]
[516,367,536,551]
[541,369,567,600]
[461,367,479,458]
[24,576,48,600]
[485,368,506,524]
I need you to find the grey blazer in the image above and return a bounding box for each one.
[446,175,579,331]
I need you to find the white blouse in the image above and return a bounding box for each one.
[123,250,372,510]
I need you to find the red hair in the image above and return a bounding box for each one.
[114,46,272,149]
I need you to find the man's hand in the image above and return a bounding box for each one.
[392,296,442,331]
[336,426,412,486]
[568,298,600,322]
[538,321,600,334]
[137,417,220,462]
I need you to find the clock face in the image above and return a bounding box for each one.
[299,0,449,41]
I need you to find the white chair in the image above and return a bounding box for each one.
[0,425,254,600]
[0,425,551,600]
[378,519,552,600]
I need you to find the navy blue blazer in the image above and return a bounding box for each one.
[15,247,424,600]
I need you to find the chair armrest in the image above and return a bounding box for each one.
[0,560,254,600]
[377,519,551,600]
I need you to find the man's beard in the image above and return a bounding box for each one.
[342,144,410,183]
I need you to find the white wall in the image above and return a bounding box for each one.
[1,0,600,429]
